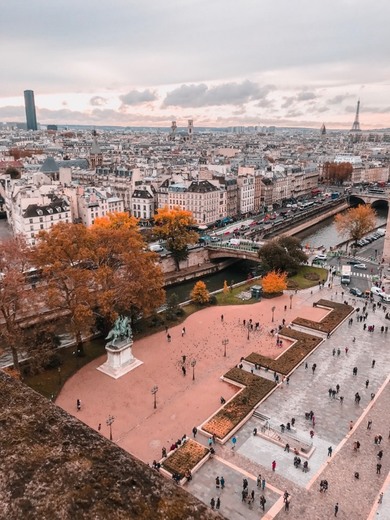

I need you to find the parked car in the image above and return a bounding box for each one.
[371,286,384,296]
[353,264,367,269]
[380,293,390,302]
[313,254,327,261]
[347,260,362,265]
[350,287,363,297]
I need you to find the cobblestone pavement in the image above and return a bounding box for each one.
[193,286,390,519]
[186,456,280,519]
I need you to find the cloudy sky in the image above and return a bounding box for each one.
[1,0,389,129]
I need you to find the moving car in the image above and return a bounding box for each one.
[314,254,327,261]
[381,293,390,303]
[353,264,367,270]
[371,287,384,296]
[347,260,362,265]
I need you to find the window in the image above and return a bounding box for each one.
[29,218,33,224]
[40,224,44,230]
[39,217,43,223]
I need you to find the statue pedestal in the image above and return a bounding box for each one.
[97,338,143,380]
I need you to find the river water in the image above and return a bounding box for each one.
[295,206,388,249]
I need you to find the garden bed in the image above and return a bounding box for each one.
[161,439,209,478]
[202,369,276,439]
[246,328,322,375]
[292,299,354,334]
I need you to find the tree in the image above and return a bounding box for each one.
[90,213,165,327]
[261,271,287,294]
[322,162,353,185]
[165,293,180,321]
[334,205,376,244]
[0,237,37,374]
[190,281,210,305]
[154,207,199,270]
[31,222,96,356]
[258,236,307,276]
[223,280,229,295]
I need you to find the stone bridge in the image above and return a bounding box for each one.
[207,244,261,262]
[350,189,389,207]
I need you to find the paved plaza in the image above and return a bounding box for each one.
[56,281,389,519]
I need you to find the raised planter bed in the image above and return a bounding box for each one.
[161,439,209,481]
[292,299,354,334]
[202,369,276,439]
[246,328,322,375]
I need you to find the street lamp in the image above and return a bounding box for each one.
[272,306,276,322]
[289,294,293,310]
[151,385,159,409]
[106,415,115,441]
[222,338,229,357]
[57,366,62,386]
[191,359,197,380]
[247,322,250,340]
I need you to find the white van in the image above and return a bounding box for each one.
[380,293,390,303]
[149,243,164,253]
[228,238,241,246]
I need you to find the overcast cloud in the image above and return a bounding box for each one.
[1,0,389,128]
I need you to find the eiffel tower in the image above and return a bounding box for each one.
[350,100,361,132]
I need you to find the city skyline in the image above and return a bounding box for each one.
[1,0,390,129]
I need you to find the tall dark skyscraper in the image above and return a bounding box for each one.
[24,90,38,130]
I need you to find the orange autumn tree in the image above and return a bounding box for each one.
[334,205,376,244]
[90,212,165,327]
[261,271,288,295]
[190,281,210,305]
[154,206,199,270]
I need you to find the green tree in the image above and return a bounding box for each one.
[190,281,210,305]
[258,236,307,276]
[165,293,180,321]
[154,207,199,270]
[334,205,376,244]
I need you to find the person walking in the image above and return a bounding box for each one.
[376,463,382,475]
[216,497,220,510]
[182,366,186,376]
[334,502,339,517]
[220,476,225,489]
[167,333,171,342]
[261,478,266,491]
[260,494,266,511]
[272,460,276,471]
[210,497,215,510]
[76,399,81,411]
[328,446,333,457]
[312,363,317,374]
[231,436,237,450]
[367,420,372,430]
[221,314,224,322]
[215,476,220,489]
[192,426,197,438]
[257,474,262,488]
[372,359,376,368]
[366,379,369,388]
[181,327,185,337]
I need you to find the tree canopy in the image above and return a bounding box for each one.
[190,281,210,305]
[258,236,307,276]
[154,207,199,270]
[261,271,287,294]
[322,162,353,185]
[30,214,165,352]
[0,237,36,373]
[334,205,376,243]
